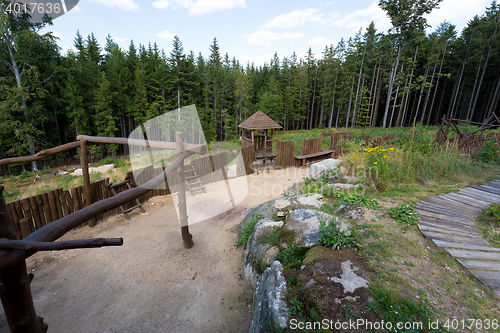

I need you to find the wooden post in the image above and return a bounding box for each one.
[0,186,48,333]
[175,133,193,249]
[80,140,95,227]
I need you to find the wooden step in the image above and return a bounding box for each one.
[123,204,143,214]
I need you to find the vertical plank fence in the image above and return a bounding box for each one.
[275,140,296,168]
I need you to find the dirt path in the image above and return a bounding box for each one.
[0,168,307,333]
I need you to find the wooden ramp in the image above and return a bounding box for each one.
[415,179,500,296]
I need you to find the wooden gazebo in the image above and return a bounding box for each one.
[238,110,282,162]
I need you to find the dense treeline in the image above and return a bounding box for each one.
[1,0,499,170]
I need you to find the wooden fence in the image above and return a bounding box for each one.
[237,145,255,176]
[275,141,297,168]
[301,138,321,155]
[445,132,496,151]
[6,151,230,240]
[320,132,353,158]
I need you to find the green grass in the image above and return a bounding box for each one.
[476,203,500,248]
[236,213,263,248]
[256,227,281,246]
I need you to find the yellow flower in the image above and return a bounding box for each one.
[384,155,387,158]
[374,162,378,165]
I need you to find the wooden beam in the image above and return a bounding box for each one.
[80,141,95,228]
[176,133,193,249]
[0,141,86,167]
[76,135,207,155]
[0,238,123,251]
[0,151,193,271]
[0,187,48,332]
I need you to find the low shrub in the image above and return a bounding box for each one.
[318,219,360,250]
[236,213,263,248]
[473,137,500,164]
[390,203,420,225]
[276,244,309,269]
[484,203,500,222]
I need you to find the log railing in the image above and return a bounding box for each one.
[0,133,205,332]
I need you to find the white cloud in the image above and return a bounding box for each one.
[424,0,489,29]
[59,46,75,55]
[330,1,391,32]
[243,30,305,46]
[308,36,331,46]
[261,9,324,29]
[52,32,65,40]
[112,36,127,42]
[152,0,169,9]
[151,0,245,15]
[156,30,176,40]
[86,0,139,12]
[189,0,245,14]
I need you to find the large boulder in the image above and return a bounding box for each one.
[244,219,284,288]
[309,159,342,180]
[249,261,289,333]
[273,193,324,217]
[72,164,115,176]
[238,199,279,240]
[282,209,350,247]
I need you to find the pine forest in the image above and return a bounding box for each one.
[1,0,500,169]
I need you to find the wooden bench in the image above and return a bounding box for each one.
[294,149,335,167]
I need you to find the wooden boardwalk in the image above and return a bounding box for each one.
[415,179,500,296]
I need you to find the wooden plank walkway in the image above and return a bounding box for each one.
[415,179,500,296]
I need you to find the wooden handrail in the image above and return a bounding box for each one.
[0,151,192,271]
[0,136,206,168]
[0,141,92,167]
[76,135,207,155]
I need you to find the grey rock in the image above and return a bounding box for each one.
[329,260,368,293]
[249,261,289,333]
[309,159,342,180]
[244,219,284,288]
[335,204,364,220]
[238,199,279,240]
[58,171,69,176]
[341,175,360,184]
[273,193,324,217]
[283,209,350,247]
[284,182,299,196]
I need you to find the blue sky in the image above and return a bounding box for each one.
[45,0,492,66]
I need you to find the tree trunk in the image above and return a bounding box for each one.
[382,46,401,128]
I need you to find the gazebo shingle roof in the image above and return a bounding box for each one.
[238,110,283,130]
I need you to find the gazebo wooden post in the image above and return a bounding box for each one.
[263,129,268,163]
[0,186,48,333]
[80,140,95,227]
[175,132,193,249]
[251,130,255,147]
